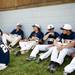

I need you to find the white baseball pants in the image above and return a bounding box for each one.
[3,33,21,47]
[30,45,52,58]
[51,46,75,65]
[19,41,37,52]
[64,57,75,73]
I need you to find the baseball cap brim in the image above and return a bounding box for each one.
[60,27,64,30]
[48,28,54,30]
[32,25,35,27]
[32,25,40,28]
[17,25,22,27]
[60,27,71,31]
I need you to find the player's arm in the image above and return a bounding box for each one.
[58,40,75,50]
[64,40,75,48]
[43,33,51,41]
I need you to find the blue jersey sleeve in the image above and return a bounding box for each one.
[10,29,16,34]
[28,32,35,38]
[38,32,44,40]
[54,32,60,39]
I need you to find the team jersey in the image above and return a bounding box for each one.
[29,31,44,40]
[45,32,59,44]
[11,29,24,39]
[59,31,75,42]
[0,37,10,65]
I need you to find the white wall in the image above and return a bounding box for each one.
[0,3,75,37]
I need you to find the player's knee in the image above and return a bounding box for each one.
[64,66,72,73]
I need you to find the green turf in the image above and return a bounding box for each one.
[0,48,75,75]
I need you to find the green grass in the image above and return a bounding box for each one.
[0,48,75,75]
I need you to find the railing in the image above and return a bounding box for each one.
[0,0,75,11]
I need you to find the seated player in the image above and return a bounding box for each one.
[3,23,24,48]
[0,29,10,70]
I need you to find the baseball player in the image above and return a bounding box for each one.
[3,23,24,48]
[0,29,10,70]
